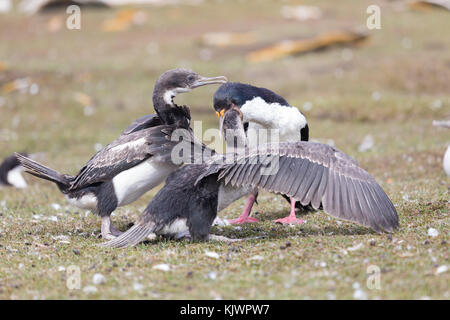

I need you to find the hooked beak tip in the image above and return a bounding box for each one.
[191,75,227,89]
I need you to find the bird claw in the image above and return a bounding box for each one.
[274,216,304,225]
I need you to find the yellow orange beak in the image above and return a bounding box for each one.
[216,109,226,118]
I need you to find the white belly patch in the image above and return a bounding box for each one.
[112,160,177,206]
[159,218,188,236]
[65,193,98,211]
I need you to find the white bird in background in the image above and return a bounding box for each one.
[433,120,450,177]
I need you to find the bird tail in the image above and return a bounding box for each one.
[15,153,72,191]
[101,220,156,248]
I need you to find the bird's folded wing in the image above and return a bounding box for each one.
[121,114,162,135]
[199,142,399,233]
[69,125,179,190]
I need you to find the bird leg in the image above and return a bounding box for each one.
[227,193,259,224]
[101,216,123,240]
[274,198,304,225]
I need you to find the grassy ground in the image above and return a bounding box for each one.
[0,0,449,299]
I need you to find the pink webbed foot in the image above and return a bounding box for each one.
[228,216,259,224]
[274,216,304,225]
[274,198,304,225]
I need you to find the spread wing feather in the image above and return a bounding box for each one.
[199,142,398,232]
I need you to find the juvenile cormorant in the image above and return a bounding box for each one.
[16,69,227,239]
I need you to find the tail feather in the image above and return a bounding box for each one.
[15,153,72,190]
[101,221,156,248]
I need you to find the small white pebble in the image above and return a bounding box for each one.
[430,99,442,110]
[84,106,95,116]
[204,251,220,259]
[212,217,230,226]
[29,83,39,95]
[436,265,448,275]
[427,228,439,237]
[152,264,170,272]
[302,101,313,111]
[48,216,58,222]
[371,91,381,101]
[207,271,217,280]
[250,255,264,261]
[326,292,336,300]
[133,282,144,291]
[92,273,106,285]
[83,286,98,294]
[51,203,61,210]
[358,135,375,153]
[58,266,65,272]
[353,289,368,300]
[320,261,327,268]
[347,243,364,252]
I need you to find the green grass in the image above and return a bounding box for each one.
[0,0,449,299]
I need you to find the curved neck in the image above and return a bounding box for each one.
[152,83,175,124]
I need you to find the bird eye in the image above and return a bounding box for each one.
[187,75,195,82]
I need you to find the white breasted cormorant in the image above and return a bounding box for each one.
[213,82,310,225]
[102,108,399,248]
[16,69,227,239]
[0,153,28,189]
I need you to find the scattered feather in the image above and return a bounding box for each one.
[82,286,98,294]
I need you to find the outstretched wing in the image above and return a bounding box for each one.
[70,125,178,190]
[198,142,398,233]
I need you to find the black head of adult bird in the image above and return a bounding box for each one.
[213,82,311,225]
[16,69,227,239]
[102,108,399,248]
[0,153,28,189]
